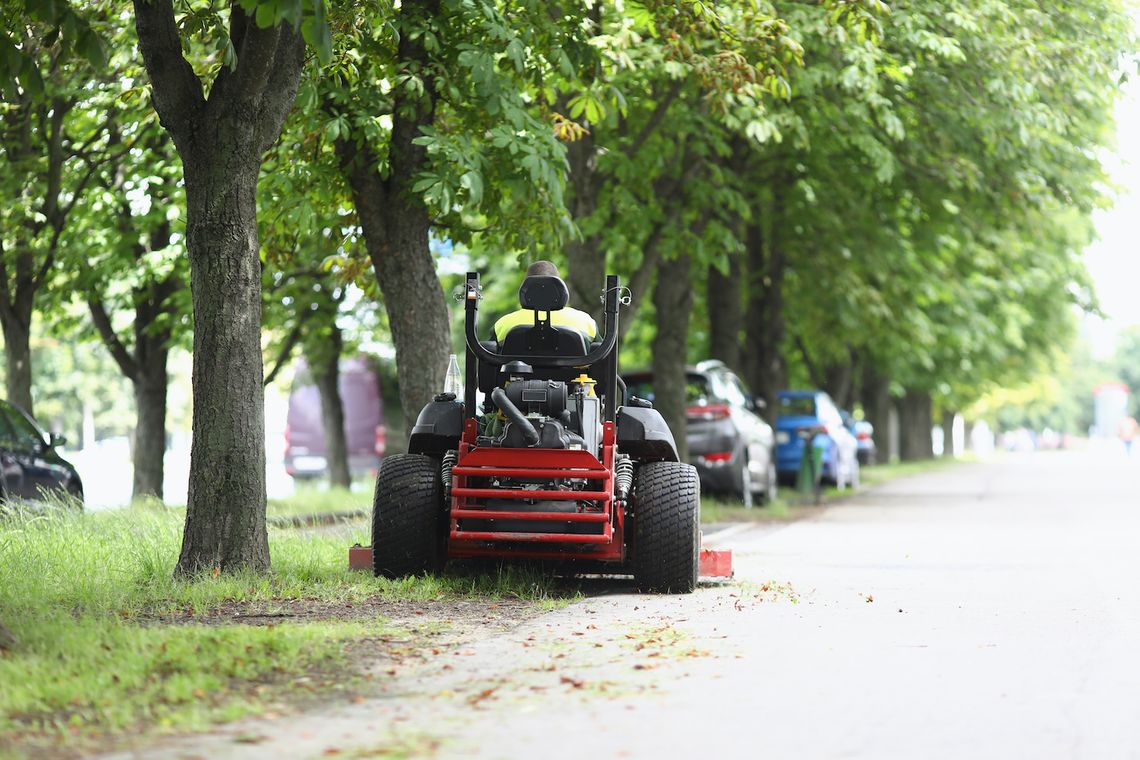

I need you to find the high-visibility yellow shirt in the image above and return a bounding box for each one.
[493,307,598,342]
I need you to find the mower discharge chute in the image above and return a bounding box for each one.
[367,271,718,593]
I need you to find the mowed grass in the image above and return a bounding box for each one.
[700,454,977,522]
[0,501,570,748]
[266,483,371,519]
[857,453,976,488]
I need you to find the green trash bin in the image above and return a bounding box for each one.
[796,431,824,502]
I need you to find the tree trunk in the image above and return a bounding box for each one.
[176,153,269,573]
[707,255,742,374]
[742,220,786,421]
[0,309,33,414]
[861,364,891,461]
[309,324,351,489]
[337,0,450,431]
[652,255,693,463]
[564,134,605,325]
[823,358,854,410]
[134,0,305,574]
[131,348,168,501]
[941,409,957,458]
[898,390,934,461]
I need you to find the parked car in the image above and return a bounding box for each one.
[285,357,386,480]
[623,360,777,506]
[840,410,877,466]
[0,400,83,504]
[775,391,860,489]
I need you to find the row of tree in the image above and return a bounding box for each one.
[2,0,1132,572]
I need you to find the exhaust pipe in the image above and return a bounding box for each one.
[491,387,540,446]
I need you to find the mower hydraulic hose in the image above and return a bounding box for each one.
[491,387,540,446]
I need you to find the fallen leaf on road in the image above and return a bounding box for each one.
[468,688,497,705]
[633,662,661,671]
[560,675,585,689]
[232,734,266,745]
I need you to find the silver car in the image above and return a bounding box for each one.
[623,360,777,507]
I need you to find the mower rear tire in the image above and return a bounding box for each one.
[372,454,445,578]
[632,461,700,593]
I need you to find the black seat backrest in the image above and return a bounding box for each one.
[500,325,588,358]
[518,276,569,311]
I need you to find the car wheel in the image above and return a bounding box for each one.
[739,456,754,509]
[764,460,779,504]
[835,450,848,491]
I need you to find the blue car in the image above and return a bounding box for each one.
[775,390,860,489]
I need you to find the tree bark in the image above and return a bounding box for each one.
[0,309,33,413]
[822,357,854,410]
[132,354,168,501]
[860,363,891,461]
[742,219,786,421]
[308,323,351,489]
[134,0,305,574]
[707,255,743,374]
[178,153,270,572]
[337,0,450,430]
[652,255,693,463]
[898,390,934,461]
[941,409,957,458]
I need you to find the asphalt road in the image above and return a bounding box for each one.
[113,450,1140,759]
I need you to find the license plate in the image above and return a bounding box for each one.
[292,455,327,471]
[776,432,790,445]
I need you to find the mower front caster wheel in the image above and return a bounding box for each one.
[632,461,701,593]
[371,454,445,578]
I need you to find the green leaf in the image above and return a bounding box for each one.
[460,171,483,206]
[255,3,277,29]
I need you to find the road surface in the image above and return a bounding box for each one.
[110,450,1140,759]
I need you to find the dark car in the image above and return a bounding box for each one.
[0,400,83,504]
[285,356,387,480]
[623,361,777,506]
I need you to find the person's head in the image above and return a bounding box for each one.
[525,260,560,279]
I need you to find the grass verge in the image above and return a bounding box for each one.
[700,454,976,524]
[0,502,574,751]
[265,483,371,519]
[857,453,976,488]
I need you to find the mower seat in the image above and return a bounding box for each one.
[500,324,588,358]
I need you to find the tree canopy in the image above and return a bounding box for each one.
[1,0,1133,568]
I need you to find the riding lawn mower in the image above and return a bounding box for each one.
[351,271,731,592]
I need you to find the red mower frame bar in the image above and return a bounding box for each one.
[447,418,625,562]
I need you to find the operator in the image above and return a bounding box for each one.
[493,260,598,342]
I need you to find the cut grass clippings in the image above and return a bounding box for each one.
[0,501,575,751]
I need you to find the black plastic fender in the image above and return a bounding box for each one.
[408,399,465,457]
[616,406,680,462]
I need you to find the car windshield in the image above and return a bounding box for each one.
[625,375,711,405]
[779,395,816,417]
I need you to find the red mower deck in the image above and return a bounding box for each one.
[349,544,733,578]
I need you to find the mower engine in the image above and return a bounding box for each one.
[480,366,602,456]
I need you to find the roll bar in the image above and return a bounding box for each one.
[462,271,623,422]
[464,272,620,368]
